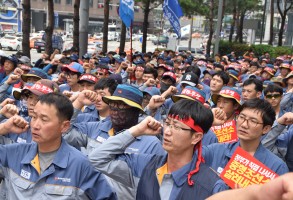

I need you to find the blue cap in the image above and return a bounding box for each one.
[70,54,79,61]
[21,68,48,82]
[102,84,144,111]
[143,87,161,96]
[62,62,84,74]
[114,57,124,64]
[133,59,145,65]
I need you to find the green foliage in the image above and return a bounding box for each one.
[179,0,208,17]
[219,40,293,57]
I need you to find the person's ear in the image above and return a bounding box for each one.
[60,120,70,133]
[262,125,272,135]
[191,132,203,145]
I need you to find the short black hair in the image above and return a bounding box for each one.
[143,67,158,79]
[212,71,230,85]
[185,65,201,78]
[38,93,73,121]
[243,78,263,92]
[94,78,118,95]
[264,84,283,96]
[239,98,275,127]
[168,99,213,133]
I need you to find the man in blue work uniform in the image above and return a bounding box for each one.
[64,84,165,199]
[1,79,60,144]
[89,99,228,199]
[0,93,116,199]
[203,98,289,176]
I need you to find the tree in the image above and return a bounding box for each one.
[136,0,162,53]
[277,0,292,46]
[102,0,110,53]
[234,0,261,43]
[208,0,216,56]
[45,0,54,55]
[229,1,237,42]
[119,22,127,53]
[179,0,209,50]
[268,0,274,45]
[73,0,80,50]
[22,0,31,58]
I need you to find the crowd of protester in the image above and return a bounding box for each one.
[0,46,292,199]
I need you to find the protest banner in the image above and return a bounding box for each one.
[220,147,278,189]
[211,120,238,143]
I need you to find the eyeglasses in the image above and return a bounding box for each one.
[64,72,77,77]
[108,101,130,110]
[265,94,281,99]
[236,114,263,127]
[163,120,192,132]
[97,72,104,76]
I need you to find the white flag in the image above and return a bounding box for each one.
[181,25,190,36]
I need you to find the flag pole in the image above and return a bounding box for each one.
[130,22,133,64]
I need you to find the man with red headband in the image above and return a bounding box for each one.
[89,99,227,199]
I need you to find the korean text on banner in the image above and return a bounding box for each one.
[119,0,134,28]
[211,120,238,143]
[220,147,278,189]
[163,0,183,38]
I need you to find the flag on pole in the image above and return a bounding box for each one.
[119,0,134,28]
[163,0,183,38]
[181,25,190,37]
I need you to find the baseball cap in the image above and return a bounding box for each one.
[78,74,98,84]
[62,62,84,74]
[13,83,33,100]
[14,80,59,100]
[171,86,206,104]
[227,69,239,81]
[108,73,122,84]
[1,56,18,68]
[212,86,241,105]
[18,56,32,66]
[21,68,48,82]
[162,72,176,84]
[143,87,161,96]
[180,72,198,87]
[70,54,79,61]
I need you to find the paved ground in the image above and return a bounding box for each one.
[2,38,204,63]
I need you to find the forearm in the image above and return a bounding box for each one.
[262,122,286,153]
[88,130,137,187]
[207,185,260,200]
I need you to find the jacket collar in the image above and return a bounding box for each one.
[21,139,70,169]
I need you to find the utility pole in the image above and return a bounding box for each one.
[79,0,89,57]
[214,0,223,55]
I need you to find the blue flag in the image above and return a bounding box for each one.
[163,0,183,38]
[119,0,134,28]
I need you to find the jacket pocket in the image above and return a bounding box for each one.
[11,173,32,190]
[45,185,73,196]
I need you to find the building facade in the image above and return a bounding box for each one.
[0,0,158,34]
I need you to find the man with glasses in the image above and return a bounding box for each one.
[89,99,227,199]
[64,84,165,199]
[59,62,84,96]
[203,98,288,176]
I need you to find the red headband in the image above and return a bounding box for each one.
[169,114,204,133]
